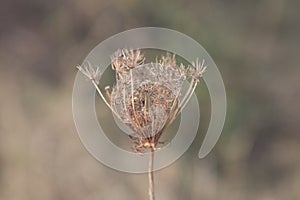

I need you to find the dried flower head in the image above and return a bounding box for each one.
[77,49,206,152]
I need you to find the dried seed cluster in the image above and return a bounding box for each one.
[77,49,206,153]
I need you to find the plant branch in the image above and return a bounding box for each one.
[148,149,155,200]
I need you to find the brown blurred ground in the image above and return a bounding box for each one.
[0,0,300,199]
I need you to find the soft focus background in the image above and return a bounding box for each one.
[1,0,299,199]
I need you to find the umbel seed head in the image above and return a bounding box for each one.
[111,63,184,143]
[77,49,206,152]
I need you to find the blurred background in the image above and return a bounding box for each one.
[0,0,299,199]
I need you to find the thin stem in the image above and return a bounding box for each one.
[77,65,123,121]
[178,81,198,114]
[166,79,197,127]
[91,80,123,121]
[148,149,155,200]
[178,78,195,109]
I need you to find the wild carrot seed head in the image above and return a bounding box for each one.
[78,49,206,152]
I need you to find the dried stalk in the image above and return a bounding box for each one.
[148,148,155,200]
[77,49,206,200]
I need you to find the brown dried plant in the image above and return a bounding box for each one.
[77,49,206,200]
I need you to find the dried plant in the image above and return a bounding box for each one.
[77,49,206,200]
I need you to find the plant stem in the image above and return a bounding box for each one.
[148,149,155,200]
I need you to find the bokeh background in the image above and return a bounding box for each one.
[1,0,299,199]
